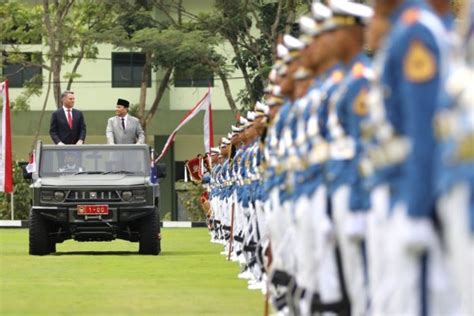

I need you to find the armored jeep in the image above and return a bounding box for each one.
[27,142,164,256]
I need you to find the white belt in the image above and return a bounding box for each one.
[330,137,356,160]
[308,141,330,164]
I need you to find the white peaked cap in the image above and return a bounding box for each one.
[268,69,278,83]
[239,117,248,125]
[231,125,243,133]
[227,132,234,138]
[272,85,282,97]
[246,111,256,121]
[277,44,289,59]
[255,101,269,116]
[221,137,231,145]
[211,147,220,154]
[283,34,305,51]
[329,0,373,24]
[299,15,320,37]
[311,2,332,22]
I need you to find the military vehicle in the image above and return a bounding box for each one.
[26,142,165,255]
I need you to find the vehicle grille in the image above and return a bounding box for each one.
[65,190,121,202]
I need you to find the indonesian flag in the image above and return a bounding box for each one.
[156,88,213,162]
[0,81,13,193]
[185,156,202,182]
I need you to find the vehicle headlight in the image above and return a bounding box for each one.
[122,191,132,201]
[54,191,65,202]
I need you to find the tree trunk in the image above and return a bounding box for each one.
[66,43,85,90]
[228,38,255,105]
[217,70,238,116]
[138,52,152,125]
[31,69,53,151]
[144,67,173,132]
[52,59,62,107]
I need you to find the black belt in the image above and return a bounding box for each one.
[271,270,291,287]
[243,244,257,252]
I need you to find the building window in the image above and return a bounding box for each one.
[2,52,42,88]
[112,52,151,88]
[174,66,214,88]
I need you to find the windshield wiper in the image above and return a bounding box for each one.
[73,171,107,175]
[103,170,135,175]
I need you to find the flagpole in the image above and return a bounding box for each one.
[10,192,14,220]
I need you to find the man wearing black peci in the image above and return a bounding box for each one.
[49,90,87,145]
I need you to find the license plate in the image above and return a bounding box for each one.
[77,205,109,215]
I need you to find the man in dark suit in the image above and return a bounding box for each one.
[49,90,87,145]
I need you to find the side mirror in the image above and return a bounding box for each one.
[156,163,166,179]
[18,161,32,181]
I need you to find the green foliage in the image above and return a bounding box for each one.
[0,0,115,105]
[196,0,308,109]
[177,181,206,221]
[8,74,43,112]
[0,161,31,220]
[162,211,172,221]
[0,1,43,45]
[128,103,140,117]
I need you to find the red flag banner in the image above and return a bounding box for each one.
[0,81,13,193]
[185,156,203,182]
[155,89,212,162]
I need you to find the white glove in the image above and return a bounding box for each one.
[319,216,335,245]
[344,212,367,242]
[57,142,65,145]
[76,140,84,145]
[400,217,436,255]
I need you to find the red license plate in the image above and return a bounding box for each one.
[77,205,109,215]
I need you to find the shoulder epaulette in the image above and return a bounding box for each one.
[352,62,365,78]
[332,70,344,83]
[402,8,420,25]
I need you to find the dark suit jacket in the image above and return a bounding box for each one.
[49,108,87,144]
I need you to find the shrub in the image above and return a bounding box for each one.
[0,161,31,220]
[177,181,206,221]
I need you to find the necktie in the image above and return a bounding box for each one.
[121,117,125,130]
[67,110,73,129]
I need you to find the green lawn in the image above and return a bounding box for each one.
[0,228,264,316]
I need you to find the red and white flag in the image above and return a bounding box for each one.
[203,89,214,154]
[0,81,13,193]
[156,88,213,162]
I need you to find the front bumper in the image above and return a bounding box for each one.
[32,205,156,223]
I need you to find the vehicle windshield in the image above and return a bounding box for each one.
[39,147,149,177]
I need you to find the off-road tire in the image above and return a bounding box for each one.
[138,210,160,255]
[49,239,56,253]
[29,210,52,256]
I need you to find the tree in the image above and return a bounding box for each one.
[0,0,115,107]
[195,0,309,109]
[101,0,236,135]
[1,0,115,149]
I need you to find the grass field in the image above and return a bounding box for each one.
[0,228,264,315]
